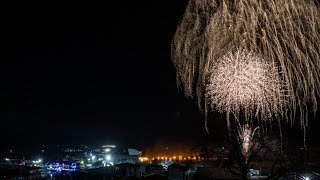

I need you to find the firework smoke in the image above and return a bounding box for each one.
[172,0,320,130]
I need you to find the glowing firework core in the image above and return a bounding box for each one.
[206,49,286,121]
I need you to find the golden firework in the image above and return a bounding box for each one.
[172,0,320,131]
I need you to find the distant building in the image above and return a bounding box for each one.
[112,147,139,164]
[85,145,140,168]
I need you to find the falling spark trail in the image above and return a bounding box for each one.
[172,0,320,132]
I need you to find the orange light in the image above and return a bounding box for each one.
[139,157,149,162]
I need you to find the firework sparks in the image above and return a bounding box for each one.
[172,0,320,130]
[206,49,286,122]
[237,124,259,164]
[241,125,252,159]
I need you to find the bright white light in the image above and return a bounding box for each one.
[105,148,110,152]
[80,161,84,164]
[38,159,42,163]
[106,155,111,161]
[305,177,309,180]
[92,155,96,160]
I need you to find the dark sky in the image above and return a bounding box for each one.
[2,1,320,150]
[2,1,217,149]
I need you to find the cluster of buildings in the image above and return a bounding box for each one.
[0,142,244,180]
[2,143,320,179]
[0,144,140,179]
[0,143,215,179]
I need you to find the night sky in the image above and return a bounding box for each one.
[2,1,320,150]
[2,1,213,149]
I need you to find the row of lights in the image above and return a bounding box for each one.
[139,156,205,162]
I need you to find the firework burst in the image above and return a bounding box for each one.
[172,0,320,130]
[206,49,287,123]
